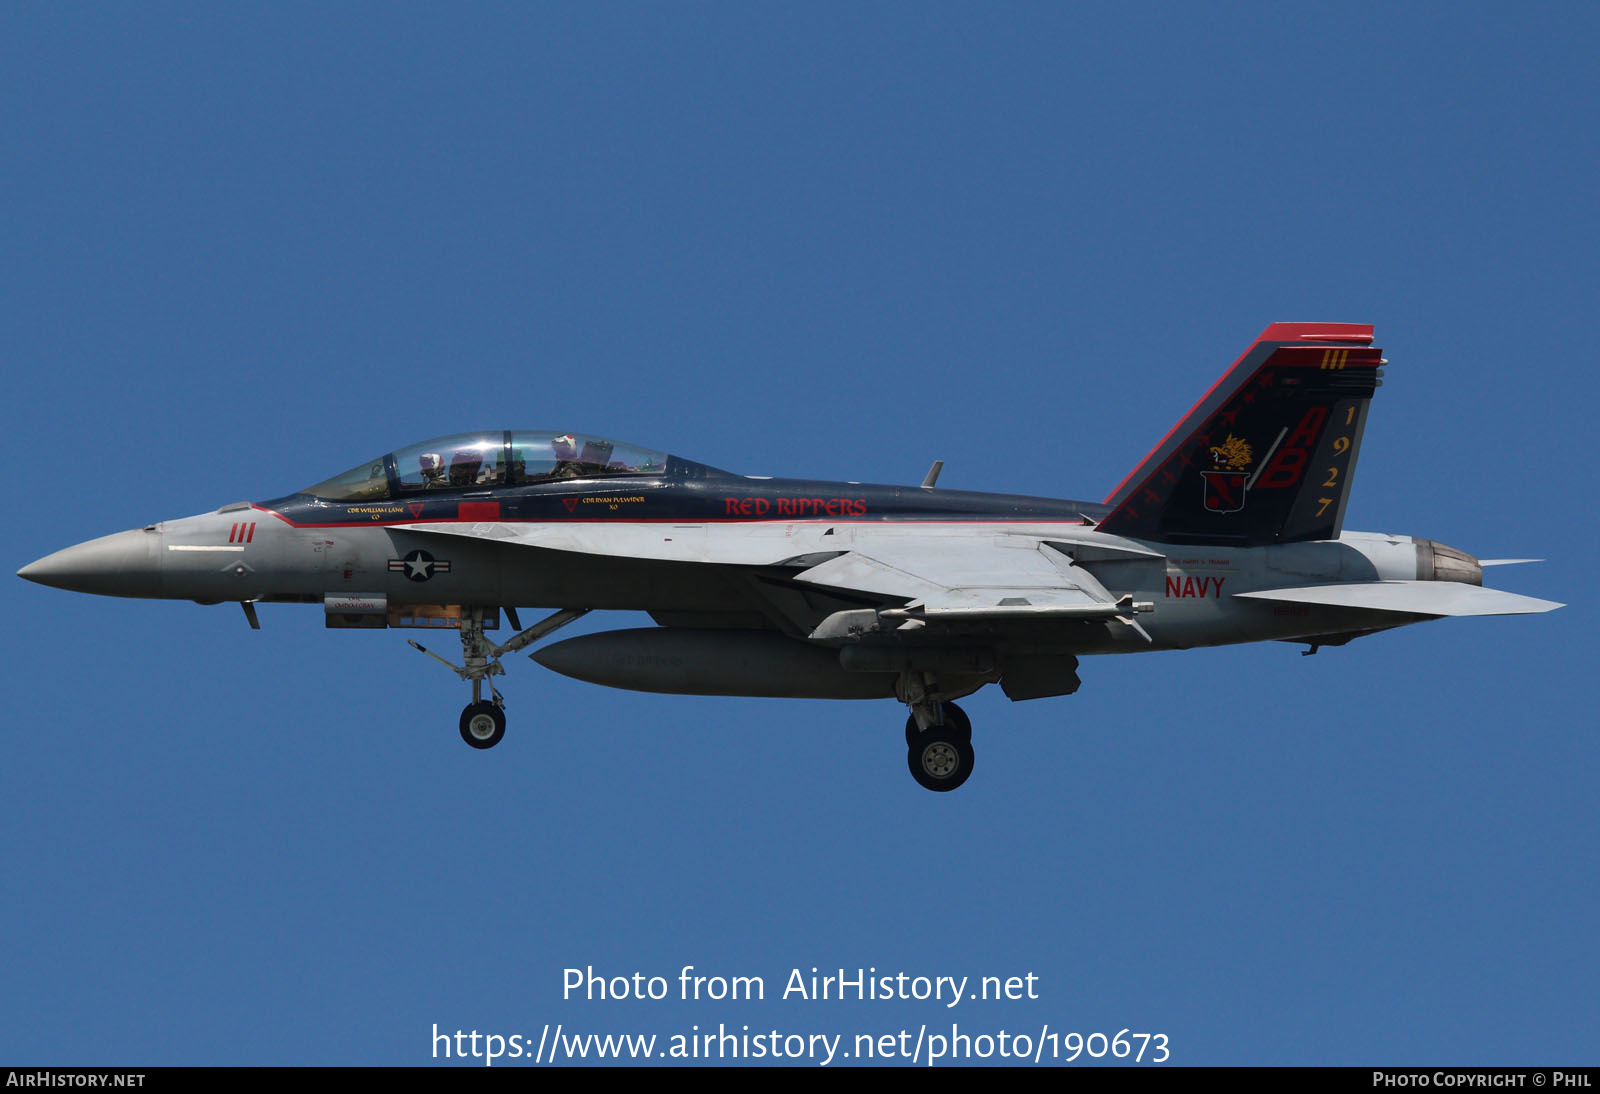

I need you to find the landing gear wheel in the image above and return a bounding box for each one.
[459,700,506,749]
[907,730,976,792]
[904,701,972,746]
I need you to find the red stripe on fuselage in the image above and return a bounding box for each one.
[248,504,1090,529]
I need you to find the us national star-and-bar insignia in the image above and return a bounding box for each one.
[388,549,452,582]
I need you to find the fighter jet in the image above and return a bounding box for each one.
[18,323,1560,791]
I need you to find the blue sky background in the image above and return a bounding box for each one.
[3,3,1595,1066]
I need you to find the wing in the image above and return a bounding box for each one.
[791,536,1152,639]
[399,521,1153,636]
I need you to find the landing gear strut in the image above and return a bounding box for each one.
[904,702,971,746]
[408,606,588,749]
[898,672,976,792]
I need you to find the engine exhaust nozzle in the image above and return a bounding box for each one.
[1415,539,1482,585]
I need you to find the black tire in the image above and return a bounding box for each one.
[459,701,506,749]
[907,730,975,792]
[904,701,972,746]
[941,701,972,740]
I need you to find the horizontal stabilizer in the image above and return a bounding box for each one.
[1235,582,1562,617]
[1479,558,1544,567]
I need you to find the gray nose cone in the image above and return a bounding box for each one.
[18,529,163,597]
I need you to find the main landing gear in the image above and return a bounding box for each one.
[899,672,976,792]
[408,606,588,750]
[905,703,975,792]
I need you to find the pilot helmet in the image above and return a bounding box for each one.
[449,448,484,485]
[552,434,578,459]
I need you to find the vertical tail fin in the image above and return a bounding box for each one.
[1097,323,1384,545]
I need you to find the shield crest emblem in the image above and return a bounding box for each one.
[1201,470,1248,513]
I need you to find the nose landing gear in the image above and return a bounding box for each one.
[408,606,588,749]
[460,700,506,749]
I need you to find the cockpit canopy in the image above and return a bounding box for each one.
[302,431,669,501]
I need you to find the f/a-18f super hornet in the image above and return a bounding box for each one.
[19,324,1560,791]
